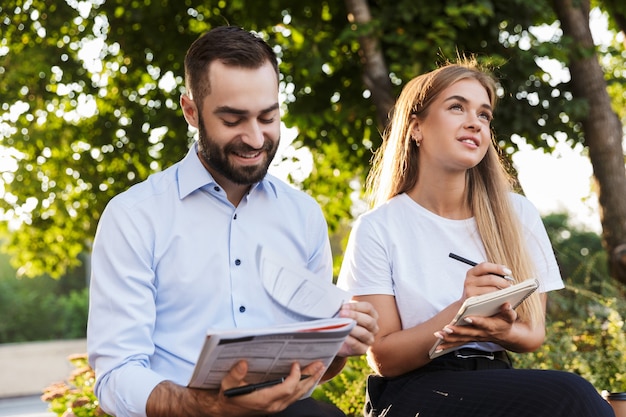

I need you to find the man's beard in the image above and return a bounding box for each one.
[197,115,279,186]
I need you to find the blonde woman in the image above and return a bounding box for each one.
[338,60,613,417]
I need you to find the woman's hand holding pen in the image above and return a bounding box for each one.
[460,261,514,298]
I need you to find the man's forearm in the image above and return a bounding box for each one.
[320,356,348,383]
[146,380,220,417]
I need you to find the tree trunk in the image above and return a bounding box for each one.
[344,0,395,130]
[553,0,626,285]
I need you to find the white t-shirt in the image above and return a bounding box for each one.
[338,192,563,351]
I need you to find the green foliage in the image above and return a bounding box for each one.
[303,142,366,233]
[42,354,111,417]
[511,211,626,392]
[511,286,626,392]
[313,356,370,417]
[0,251,88,343]
[3,0,624,279]
[0,0,195,277]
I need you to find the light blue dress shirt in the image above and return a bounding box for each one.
[87,143,333,417]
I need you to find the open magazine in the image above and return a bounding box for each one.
[188,246,354,397]
[187,317,355,397]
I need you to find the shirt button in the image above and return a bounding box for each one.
[213,186,220,192]
[235,259,241,266]
[239,306,246,313]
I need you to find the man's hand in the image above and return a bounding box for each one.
[218,361,325,415]
[316,301,378,383]
[146,360,325,417]
[336,301,379,357]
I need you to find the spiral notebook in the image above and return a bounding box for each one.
[429,278,540,359]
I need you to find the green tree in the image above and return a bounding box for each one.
[552,0,626,285]
[1,0,625,285]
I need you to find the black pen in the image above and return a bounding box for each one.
[224,374,312,397]
[448,252,514,282]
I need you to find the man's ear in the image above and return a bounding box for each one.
[180,93,199,128]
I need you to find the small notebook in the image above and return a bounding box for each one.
[429,278,539,359]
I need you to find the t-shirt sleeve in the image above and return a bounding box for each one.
[337,215,395,296]
[514,194,564,293]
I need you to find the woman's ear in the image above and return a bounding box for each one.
[409,114,422,145]
[180,93,199,128]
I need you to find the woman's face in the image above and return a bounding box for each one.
[412,78,493,174]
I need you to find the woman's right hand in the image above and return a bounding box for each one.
[460,262,514,300]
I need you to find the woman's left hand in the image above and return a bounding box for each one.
[433,302,517,348]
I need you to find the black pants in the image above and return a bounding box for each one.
[270,397,345,417]
[366,349,615,417]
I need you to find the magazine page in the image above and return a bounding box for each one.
[188,317,356,396]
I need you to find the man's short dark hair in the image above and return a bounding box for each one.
[184,26,279,104]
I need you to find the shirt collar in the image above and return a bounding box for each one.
[177,141,279,200]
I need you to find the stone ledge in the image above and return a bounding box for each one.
[0,339,86,399]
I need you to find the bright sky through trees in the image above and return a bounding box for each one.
[511,8,621,233]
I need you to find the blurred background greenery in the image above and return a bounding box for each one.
[0,251,88,343]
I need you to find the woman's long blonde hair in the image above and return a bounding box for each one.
[367,58,544,327]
